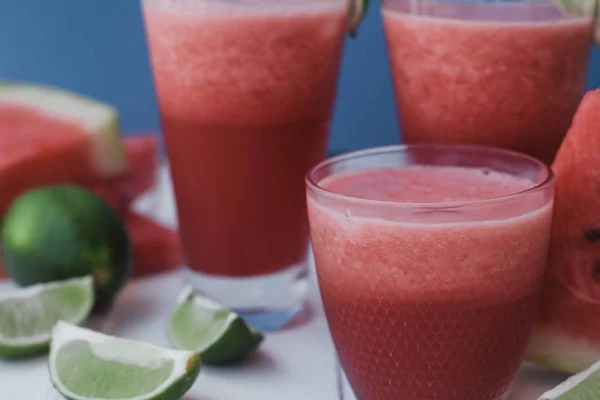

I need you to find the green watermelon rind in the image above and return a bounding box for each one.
[0,81,126,177]
[526,326,600,374]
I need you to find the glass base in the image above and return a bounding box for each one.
[339,362,514,400]
[183,263,308,331]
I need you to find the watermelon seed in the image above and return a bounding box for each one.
[584,228,600,243]
[593,261,600,282]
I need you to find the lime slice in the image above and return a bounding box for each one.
[168,286,264,365]
[0,276,93,359]
[49,322,201,400]
[349,0,368,37]
[539,359,600,399]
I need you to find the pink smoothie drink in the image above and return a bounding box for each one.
[142,0,347,319]
[383,0,593,164]
[307,145,554,400]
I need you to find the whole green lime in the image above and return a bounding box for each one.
[1,185,131,308]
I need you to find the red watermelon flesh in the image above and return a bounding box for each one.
[0,105,121,212]
[87,135,159,212]
[89,184,125,212]
[126,212,183,277]
[0,82,127,213]
[526,89,600,373]
[108,135,159,204]
[119,135,160,202]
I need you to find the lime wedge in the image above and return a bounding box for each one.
[349,0,368,37]
[168,286,264,365]
[0,276,93,359]
[49,322,201,400]
[539,359,600,399]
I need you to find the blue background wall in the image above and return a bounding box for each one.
[0,0,598,152]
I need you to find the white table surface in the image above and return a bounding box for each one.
[0,167,569,400]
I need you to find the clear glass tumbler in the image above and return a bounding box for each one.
[142,0,349,330]
[383,0,594,164]
[307,144,554,399]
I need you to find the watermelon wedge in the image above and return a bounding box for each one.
[119,135,160,202]
[88,135,159,212]
[126,212,183,277]
[0,82,126,211]
[526,89,600,373]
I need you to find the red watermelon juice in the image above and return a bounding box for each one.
[307,145,554,400]
[383,0,593,164]
[143,0,347,324]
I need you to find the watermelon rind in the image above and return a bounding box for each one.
[0,81,126,177]
[526,325,600,374]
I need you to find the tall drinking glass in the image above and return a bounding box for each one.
[142,0,348,330]
[307,144,554,399]
[383,0,594,164]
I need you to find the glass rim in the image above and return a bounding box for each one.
[383,0,555,6]
[382,0,574,6]
[380,0,597,21]
[306,143,554,209]
[142,0,348,9]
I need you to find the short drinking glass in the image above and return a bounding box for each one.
[307,144,554,399]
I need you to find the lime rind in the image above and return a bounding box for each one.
[539,359,600,399]
[0,276,94,359]
[349,0,368,37]
[171,286,237,352]
[50,322,201,400]
[169,286,264,365]
[198,318,264,365]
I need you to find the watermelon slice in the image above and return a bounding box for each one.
[526,89,600,373]
[125,212,183,277]
[119,135,160,202]
[88,135,159,212]
[0,82,126,211]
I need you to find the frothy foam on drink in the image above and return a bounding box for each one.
[143,0,347,122]
[144,0,347,15]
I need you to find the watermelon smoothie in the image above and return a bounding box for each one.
[383,0,594,164]
[307,145,554,400]
[142,0,347,325]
